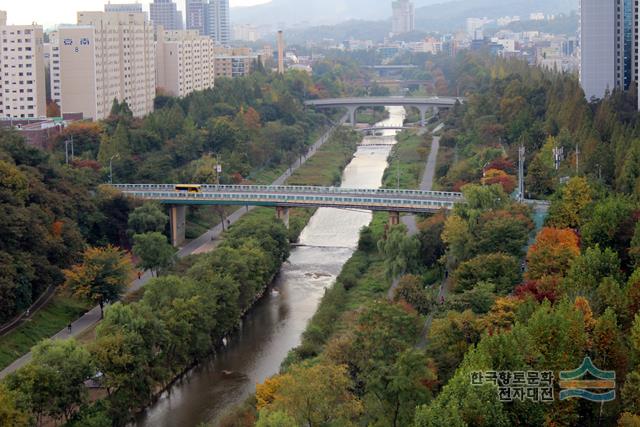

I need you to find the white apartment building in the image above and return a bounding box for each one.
[156,29,215,97]
[0,12,46,118]
[51,11,155,121]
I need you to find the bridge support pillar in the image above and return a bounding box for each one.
[169,205,187,247]
[347,106,357,127]
[388,211,400,227]
[418,106,429,127]
[276,206,290,229]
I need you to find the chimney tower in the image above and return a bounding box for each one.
[277,30,285,74]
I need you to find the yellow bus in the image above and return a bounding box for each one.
[175,184,202,193]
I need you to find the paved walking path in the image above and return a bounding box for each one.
[389,125,442,300]
[0,115,347,380]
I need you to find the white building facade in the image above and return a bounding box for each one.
[52,11,155,120]
[156,29,215,97]
[0,12,46,118]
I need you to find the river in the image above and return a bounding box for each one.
[135,106,406,427]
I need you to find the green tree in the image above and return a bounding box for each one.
[64,246,132,318]
[0,384,29,427]
[6,339,93,424]
[563,245,623,299]
[547,176,592,229]
[453,253,520,294]
[256,410,297,427]
[132,232,176,277]
[378,225,421,279]
[127,202,168,236]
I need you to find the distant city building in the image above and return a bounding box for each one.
[150,0,183,31]
[156,29,215,97]
[391,0,414,36]
[186,0,205,34]
[579,0,638,102]
[213,47,256,78]
[529,12,545,21]
[52,11,155,120]
[466,17,492,40]
[205,0,231,44]
[104,2,143,13]
[233,24,260,42]
[0,11,47,118]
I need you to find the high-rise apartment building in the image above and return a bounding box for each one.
[186,0,206,35]
[205,0,231,44]
[156,29,215,97]
[579,0,639,103]
[391,0,414,36]
[0,12,46,118]
[52,11,155,120]
[150,0,184,31]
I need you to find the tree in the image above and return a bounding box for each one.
[0,384,29,427]
[482,168,517,194]
[268,363,363,426]
[581,196,637,263]
[127,203,168,236]
[427,310,482,382]
[256,410,297,427]
[526,227,580,280]
[563,245,623,298]
[547,176,592,229]
[378,225,421,279]
[132,232,176,277]
[394,274,434,315]
[6,339,93,424]
[453,253,520,294]
[256,375,287,411]
[64,246,132,318]
[417,212,446,267]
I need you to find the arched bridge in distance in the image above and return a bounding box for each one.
[110,184,463,247]
[304,96,464,127]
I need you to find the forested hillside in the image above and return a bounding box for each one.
[0,63,360,329]
[240,53,640,427]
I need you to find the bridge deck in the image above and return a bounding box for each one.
[111,184,463,213]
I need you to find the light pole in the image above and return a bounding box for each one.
[64,136,74,165]
[109,153,120,184]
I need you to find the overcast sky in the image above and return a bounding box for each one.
[0,0,270,28]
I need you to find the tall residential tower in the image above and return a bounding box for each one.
[205,0,231,44]
[391,0,415,36]
[579,0,638,103]
[150,0,184,31]
[186,0,206,35]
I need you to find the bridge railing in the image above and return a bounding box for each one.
[110,184,463,200]
[112,189,458,211]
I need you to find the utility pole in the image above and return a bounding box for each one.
[396,157,400,189]
[518,145,525,201]
[109,153,120,184]
[575,144,580,175]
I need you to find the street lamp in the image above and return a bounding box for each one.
[109,153,120,184]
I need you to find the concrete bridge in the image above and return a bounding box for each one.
[304,96,463,127]
[111,184,462,246]
[358,126,416,133]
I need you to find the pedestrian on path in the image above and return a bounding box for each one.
[137,271,142,280]
[67,323,72,334]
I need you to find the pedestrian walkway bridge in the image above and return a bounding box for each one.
[111,184,463,246]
